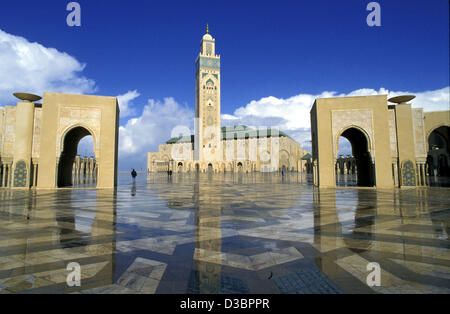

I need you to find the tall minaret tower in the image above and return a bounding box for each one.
[194,25,222,162]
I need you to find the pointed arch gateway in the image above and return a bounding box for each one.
[37,93,119,189]
[337,127,375,187]
[427,125,450,180]
[423,111,450,186]
[310,95,394,188]
[58,125,95,187]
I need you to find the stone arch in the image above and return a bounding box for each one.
[426,125,450,179]
[57,125,96,187]
[60,123,98,157]
[336,126,375,187]
[426,124,450,151]
[36,93,119,189]
[424,112,450,183]
[335,125,372,160]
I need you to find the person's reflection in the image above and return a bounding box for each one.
[131,181,136,196]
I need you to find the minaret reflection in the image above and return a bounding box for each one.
[192,177,222,293]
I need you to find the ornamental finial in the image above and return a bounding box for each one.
[206,23,209,34]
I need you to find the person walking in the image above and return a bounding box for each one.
[131,169,137,180]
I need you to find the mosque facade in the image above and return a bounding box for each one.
[148,28,310,173]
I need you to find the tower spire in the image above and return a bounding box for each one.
[206,23,209,34]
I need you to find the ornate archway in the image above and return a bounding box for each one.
[427,126,450,183]
[310,95,394,188]
[337,127,375,187]
[58,126,95,187]
[37,92,119,189]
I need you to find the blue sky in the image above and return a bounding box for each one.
[0,0,449,170]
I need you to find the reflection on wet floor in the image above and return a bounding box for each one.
[0,172,449,294]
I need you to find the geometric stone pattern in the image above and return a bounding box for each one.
[1,107,17,157]
[82,258,167,294]
[387,109,398,157]
[57,107,101,158]
[32,108,42,159]
[0,173,449,294]
[275,268,342,294]
[331,109,374,159]
[412,108,427,158]
[188,271,250,294]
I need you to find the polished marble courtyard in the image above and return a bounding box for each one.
[0,173,449,294]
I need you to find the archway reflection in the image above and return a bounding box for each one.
[0,172,448,293]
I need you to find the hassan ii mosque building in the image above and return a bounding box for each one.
[147,27,311,174]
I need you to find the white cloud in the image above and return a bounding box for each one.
[70,85,449,170]
[77,136,94,157]
[0,29,95,105]
[407,87,449,112]
[117,90,140,117]
[222,86,450,150]
[115,86,447,170]
[118,97,194,170]
[221,113,239,120]
[343,87,450,112]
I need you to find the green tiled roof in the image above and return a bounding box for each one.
[166,125,290,144]
[166,135,194,144]
[221,126,290,140]
[301,153,312,160]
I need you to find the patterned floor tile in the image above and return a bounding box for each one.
[0,172,448,293]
